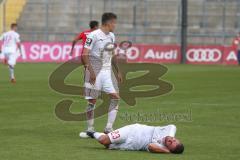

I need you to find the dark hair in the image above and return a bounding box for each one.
[171,143,184,154]
[102,12,117,25]
[89,21,99,29]
[11,23,18,29]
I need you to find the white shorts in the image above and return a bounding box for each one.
[107,124,136,150]
[2,52,18,66]
[84,69,119,99]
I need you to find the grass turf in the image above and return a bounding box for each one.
[0,63,239,160]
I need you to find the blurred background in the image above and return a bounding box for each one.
[1,0,240,45]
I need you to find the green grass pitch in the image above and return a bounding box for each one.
[0,63,239,160]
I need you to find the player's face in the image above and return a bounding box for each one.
[108,19,117,32]
[12,26,18,31]
[165,136,180,151]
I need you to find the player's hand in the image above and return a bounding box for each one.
[89,72,96,85]
[117,72,123,83]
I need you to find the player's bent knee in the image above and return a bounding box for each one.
[99,135,111,145]
[109,99,120,111]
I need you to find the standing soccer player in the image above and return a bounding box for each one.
[70,20,99,57]
[0,23,22,83]
[80,13,122,138]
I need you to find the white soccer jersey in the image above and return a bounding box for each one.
[0,30,20,54]
[108,124,155,151]
[151,124,177,148]
[108,124,176,151]
[84,29,115,70]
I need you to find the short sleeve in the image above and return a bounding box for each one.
[84,33,96,50]
[76,32,84,40]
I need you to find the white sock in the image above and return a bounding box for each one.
[86,103,95,131]
[9,66,15,79]
[93,132,105,140]
[106,99,119,129]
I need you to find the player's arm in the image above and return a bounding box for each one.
[17,42,22,55]
[82,48,96,84]
[112,53,123,83]
[147,143,170,154]
[111,33,123,83]
[82,35,96,84]
[70,34,83,56]
[16,34,22,55]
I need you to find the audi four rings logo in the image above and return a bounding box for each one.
[186,49,222,62]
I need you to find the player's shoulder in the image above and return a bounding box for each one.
[109,32,115,37]
[89,29,101,35]
[87,29,100,39]
[10,31,20,37]
[83,29,92,33]
[81,29,91,35]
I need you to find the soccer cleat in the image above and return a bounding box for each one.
[104,128,113,134]
[86,131,95,139]
[79,132,90,138]
[79,127,95,139]
[11,79,16,83]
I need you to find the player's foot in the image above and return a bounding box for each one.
[79,132,90,138]
[104,128,113,134]
[86,131,95,139]
[10,79,16,83]
[79,127,95,139]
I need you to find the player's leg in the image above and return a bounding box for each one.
[86,99,96,131]
[79,98,97,138]
[87,132,110,147]
[88,125,131,148]
[0,52,7,65]
[80,69,102,138]
[8,53,17,83]
[105,93,120,133]
[102,70,120,133]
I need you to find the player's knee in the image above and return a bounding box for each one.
[8,65,14,69]
[98,135,111,145]
[109,98,119,111]
[109,93,120,99]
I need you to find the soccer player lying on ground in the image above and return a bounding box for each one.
[87,123,184,154]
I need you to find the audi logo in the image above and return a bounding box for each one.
[186,49,222,62]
